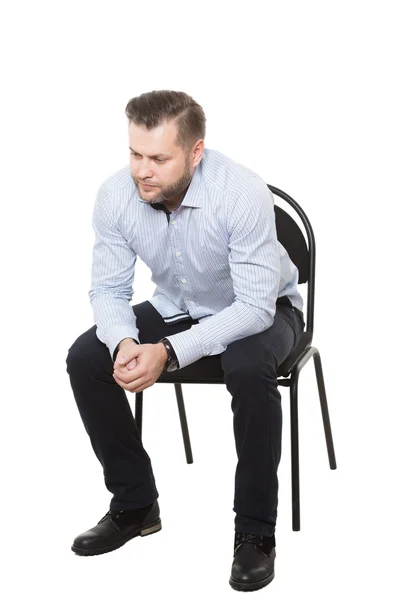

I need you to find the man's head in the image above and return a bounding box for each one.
[125,90,206,206]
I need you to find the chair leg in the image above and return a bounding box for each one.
[290,370,301,532]
[174,384,193,464]
[313,351,337,470]
[135,391,143,438]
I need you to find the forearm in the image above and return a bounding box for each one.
[90,294,140,361]
[89,182,140,362]
[165,299,275,369]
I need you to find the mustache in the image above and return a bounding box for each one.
[131,175,157,185]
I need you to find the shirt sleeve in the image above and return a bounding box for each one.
[164,176,281,369]
[88,182,140,361]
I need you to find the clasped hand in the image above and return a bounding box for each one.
[113,342,167,394]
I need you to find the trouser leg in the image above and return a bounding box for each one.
[65,301,197,511]
[221,303,304,536]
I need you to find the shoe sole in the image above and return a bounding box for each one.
[71,518,162,556]
[229,571,274,591]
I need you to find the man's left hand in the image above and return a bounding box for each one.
[113,343,168,393]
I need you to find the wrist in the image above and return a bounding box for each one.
[118,338,137,350]
[158,337,179,372]
[114,338,138,362]
[157,342,168,364]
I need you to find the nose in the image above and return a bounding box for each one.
[137,158,153,181]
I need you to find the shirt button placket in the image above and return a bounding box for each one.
[172,216,187,298]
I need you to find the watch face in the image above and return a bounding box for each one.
[166,359,179,372]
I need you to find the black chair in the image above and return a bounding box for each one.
[134,185,337,531]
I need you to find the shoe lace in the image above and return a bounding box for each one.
[98,509,124,524]
[235,532,264,548]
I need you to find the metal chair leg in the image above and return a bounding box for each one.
[174,384,193,464]
[135,391,143,437]
[290,370,301,531]
[313,351,337,470]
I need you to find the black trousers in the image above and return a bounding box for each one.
[66,298,304,536]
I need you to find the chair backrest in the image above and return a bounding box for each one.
[267,185,316,335]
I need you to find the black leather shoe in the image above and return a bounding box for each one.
[71,500,161,556]
[229,532,276,591]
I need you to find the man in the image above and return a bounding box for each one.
[66,90,305,592]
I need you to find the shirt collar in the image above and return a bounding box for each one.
[138,161,203,211]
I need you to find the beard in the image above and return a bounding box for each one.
[132,154,193,204]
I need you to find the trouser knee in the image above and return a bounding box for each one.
[65,327,109,376]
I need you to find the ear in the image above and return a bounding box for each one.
[192,139,205,167]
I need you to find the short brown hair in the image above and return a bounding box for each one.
[125,90,206,150]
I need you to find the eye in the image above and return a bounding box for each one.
[154,158,165,163]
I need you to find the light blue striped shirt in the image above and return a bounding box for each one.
[89,148,303,369]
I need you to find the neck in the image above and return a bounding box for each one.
[163,185,190,212]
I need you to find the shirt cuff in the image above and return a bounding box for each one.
[164,328,205,369]
[101,325,140,362]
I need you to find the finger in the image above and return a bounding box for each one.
[118,355,139,368]
[130,384,147,393]
[113,364,133,376]
[117,354,129,365]
[114,372,147,392]
[127,377,149,393]
[116,358,137,369]
[113,369,143,384]
[113,372,135,387]
[113,372,122,384]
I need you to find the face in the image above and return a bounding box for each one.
[129,120,203,207]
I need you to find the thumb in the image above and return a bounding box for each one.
[127,358,138,370]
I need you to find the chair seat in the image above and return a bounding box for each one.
[157,331,313,385]
[157,354,225,384]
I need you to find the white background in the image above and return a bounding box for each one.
[1,0,399,597]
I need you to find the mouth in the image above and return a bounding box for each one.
[140,182,157,189]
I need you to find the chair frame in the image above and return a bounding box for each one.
[134,185,337,531]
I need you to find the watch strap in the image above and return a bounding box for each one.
[158,337,179,370]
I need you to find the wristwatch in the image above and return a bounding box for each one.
[158,337,180,372]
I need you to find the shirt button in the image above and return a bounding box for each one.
[181,278,187,284]
[171,220,176,225]
[176,251,181,256]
